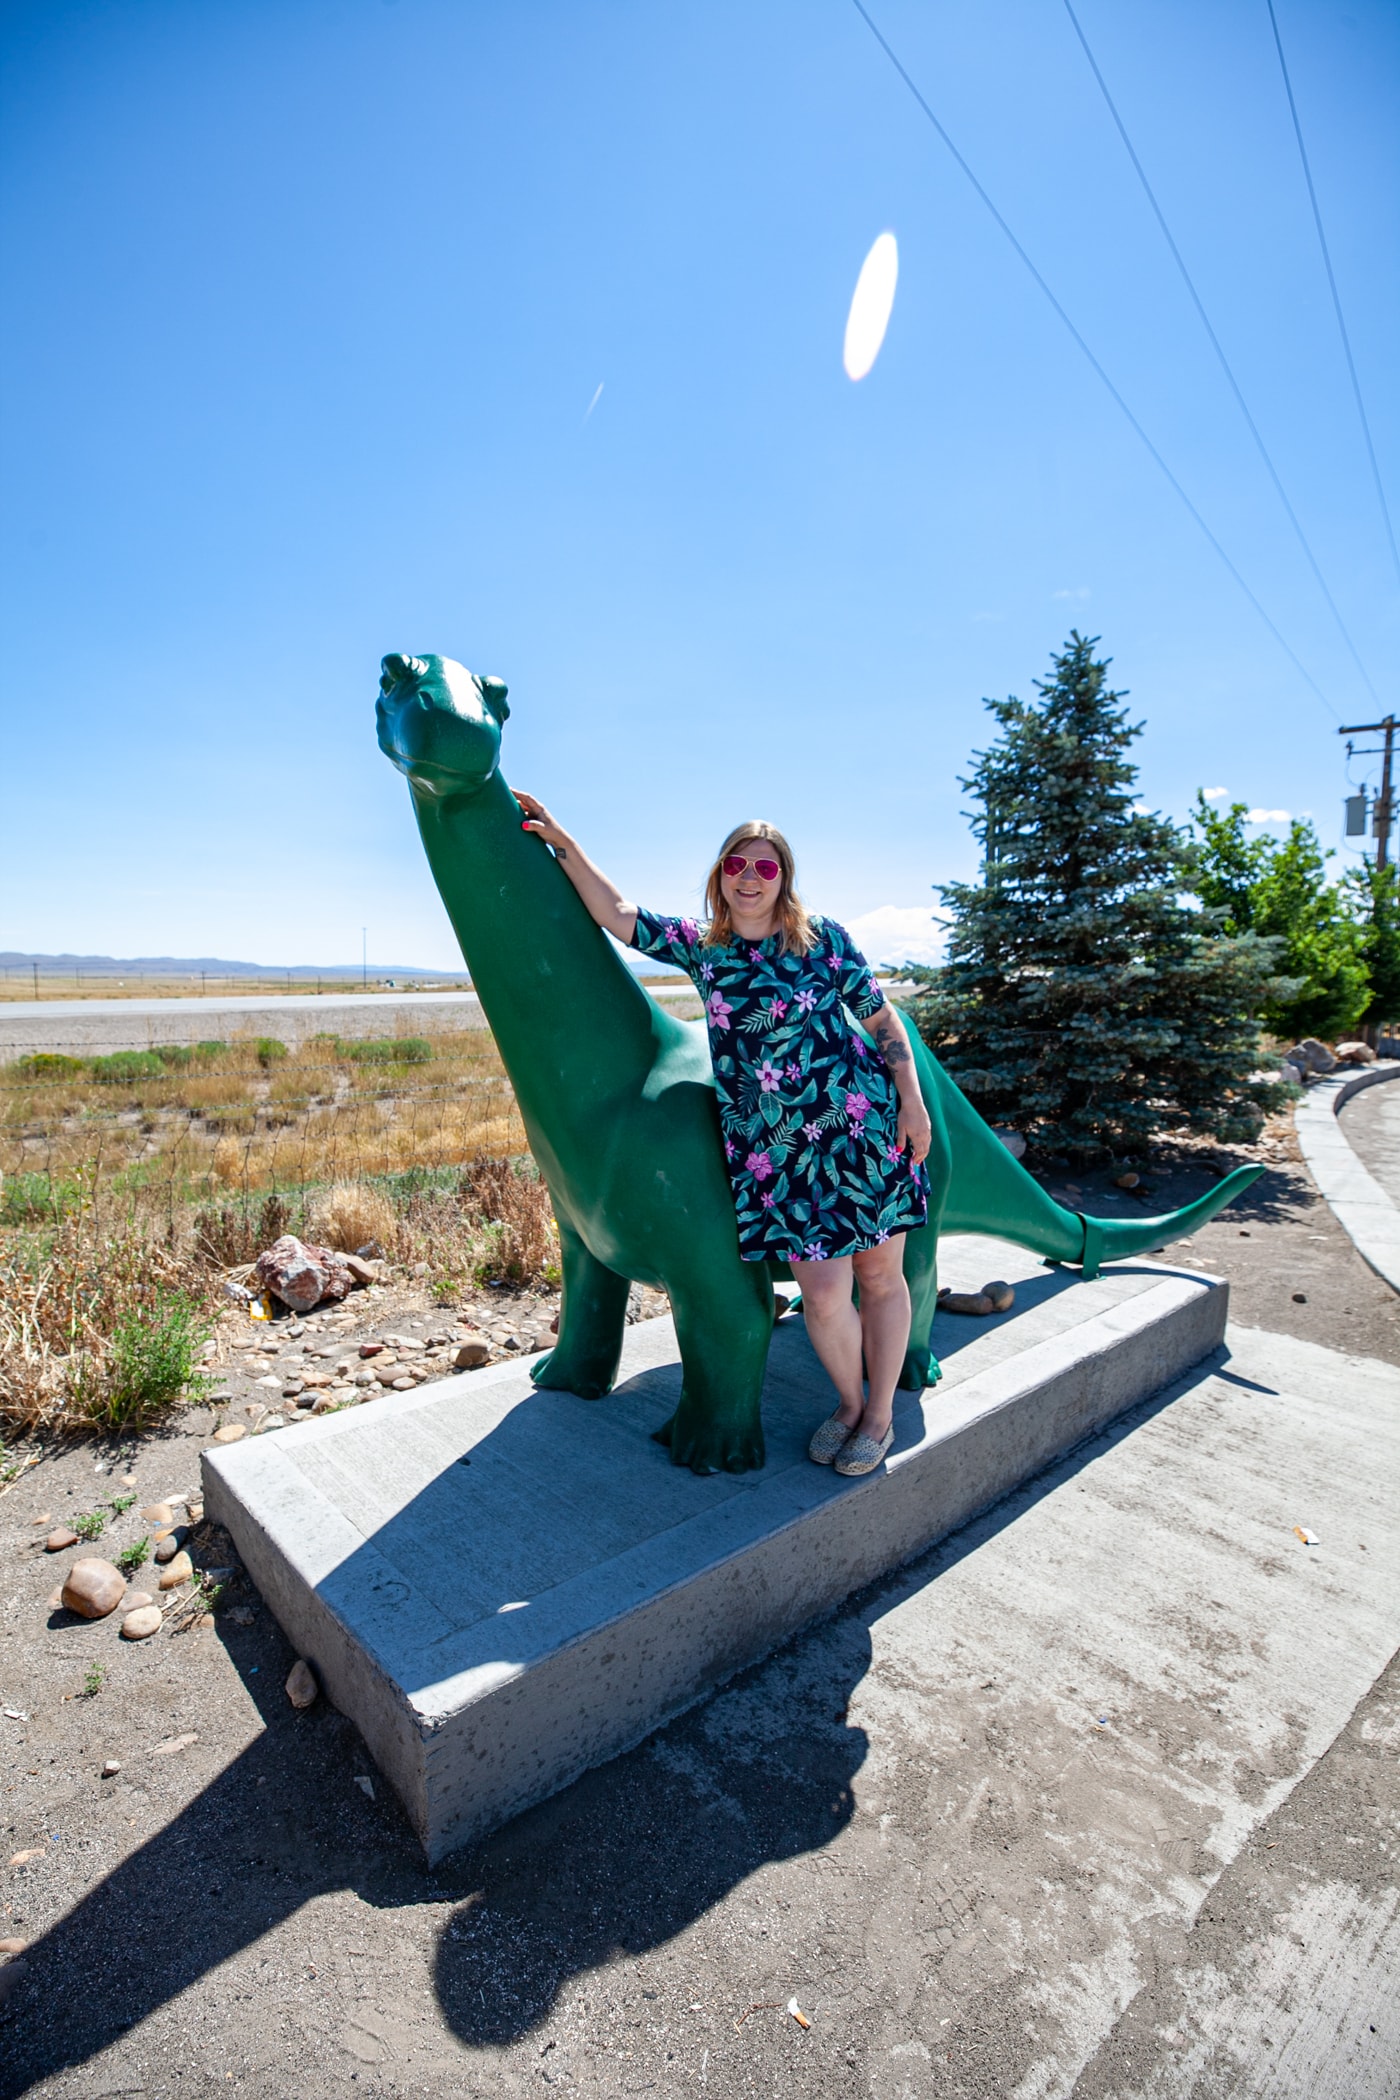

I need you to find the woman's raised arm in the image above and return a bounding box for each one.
[516,790,638,946]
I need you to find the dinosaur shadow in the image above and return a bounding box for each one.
[2,1295,1224,2092]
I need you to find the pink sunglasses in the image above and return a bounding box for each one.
[722,854,781,881]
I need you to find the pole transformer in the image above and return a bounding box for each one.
[1340,715,1397,870]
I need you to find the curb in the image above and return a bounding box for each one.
[1294,1062,1400,1293]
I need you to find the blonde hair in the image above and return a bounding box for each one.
[703,820,816,955]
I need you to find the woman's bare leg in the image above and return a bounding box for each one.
[850,1238,911,1441]
[789,1256,864,1425]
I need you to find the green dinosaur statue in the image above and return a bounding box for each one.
[377,652,1262,1474]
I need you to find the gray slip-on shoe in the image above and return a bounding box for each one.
[833,1422,895,1476]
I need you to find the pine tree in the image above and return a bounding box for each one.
[905,634,1291,1160]
[1190,797,1369,1040]
[1345,859,1400,1034]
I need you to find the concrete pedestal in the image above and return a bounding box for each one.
[202,1238,1226,1862]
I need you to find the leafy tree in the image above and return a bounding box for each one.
[904,635,1291,1160]
[1189,798,1369,1040]
[1344,859,1400,1030]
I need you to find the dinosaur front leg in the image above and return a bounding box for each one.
[898,1222,943,1390]
[654,1263,775,1475]
[530,1216,632,1400]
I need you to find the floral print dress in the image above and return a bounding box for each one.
[632,909,929,1263]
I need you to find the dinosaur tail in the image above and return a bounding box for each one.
[917,1044,1263,1277]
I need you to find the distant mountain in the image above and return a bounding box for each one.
[0,951,469,979]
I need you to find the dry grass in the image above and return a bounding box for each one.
[0,1028,558,1434]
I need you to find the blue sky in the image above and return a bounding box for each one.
[2,0,1396,968]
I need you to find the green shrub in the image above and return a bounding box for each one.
[71,1508,107,1541]
[89,1051,165,1085]
[13,1053,85,1080]
[1,1171,83,1224]
[255,1038,287,1068]
[345,1037,432,1065]
[103,1292,212,1428]
[117,1536,150,1574]
[155,1044,192,1069]
[194,1040,226,1058]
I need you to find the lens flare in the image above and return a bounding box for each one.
[843,232,899,381]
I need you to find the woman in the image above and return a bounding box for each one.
[515,796,933,1476]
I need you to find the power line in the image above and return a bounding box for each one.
[1061,0,1381,709]
[1265,0,1400,593]
[847,0,1339,721]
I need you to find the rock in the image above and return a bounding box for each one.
[100,1761,121,1778]
[982,1280,1015,1313]
[1292,1291,1307,1303]
[342,1253,378,1285]
[285,1658,319,1710]
[295,1391,317,1410]
[157,1550,193,1589]
[120,1606,162,1640]
[229,1605,255,1626]
[384,1334,424,1352]
[993,1127,1027,1159]
[30,1512,51,1526]
[1285,1037,1337,1075]
[139,1502,174,1525]
[359,1341,385,1358]
[1334,1040,1377,1065]
[255,1374,282,1389]
[391,1376,416,1391]
[46,1586,64,1609]
[212,1423,247,1444]
[45,1528,79,1552]
[453,1340,491,1369]
[353,1368,377,1386]
[311,1394,340,1413]
[188,1501,204,1524]
[937,1288,995,1317]
[0,1958,29,2008]
[62,1558,125,1619]
[0,1936,29,1953]
[121,1590,154,1612]
[549,1314,559,1333]
[298,1370,331,1388]
[374,1364,401,1386]
[281,1379,305,1398]
[254,1234,355,1314]
[153,1527,192,1564]
[503,1335,521,1352]
[1114,1171,1140,1189]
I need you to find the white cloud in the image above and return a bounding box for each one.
[1202,786,1229,801]
[844,905,945,968]
[1053,586,1092,600]
[1246,808,1292,825]
[1132,802,1152,816]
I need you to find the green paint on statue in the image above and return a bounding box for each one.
[377,654,1261,1475]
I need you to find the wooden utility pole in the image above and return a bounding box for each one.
[1340,716,1397,869]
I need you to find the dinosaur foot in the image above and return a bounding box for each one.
[529,1350,615,1401]
[897,1348,942,1392]
[652,1407,765,1476]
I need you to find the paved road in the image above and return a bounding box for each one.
[1,1317,1395,2098]
[0,983,697,1054]
[1342,1075,1400,1208]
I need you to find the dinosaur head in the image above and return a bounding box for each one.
[376,653,511,799]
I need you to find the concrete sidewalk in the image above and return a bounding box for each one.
[3,1317,1396,2099]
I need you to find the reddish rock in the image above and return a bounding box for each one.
[62,1558,125,1619]
[45,1528,79,1552]
[254,1235,355,1313]
[358,1341,385,1358]
[157,1550,193,1590]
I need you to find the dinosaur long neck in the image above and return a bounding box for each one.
[409,770,664,1176]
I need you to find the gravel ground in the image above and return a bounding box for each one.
[1,1108,1397,2097]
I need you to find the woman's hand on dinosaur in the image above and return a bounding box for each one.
[516,791,570,855]
[897,1096,933,1165]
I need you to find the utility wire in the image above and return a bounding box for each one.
[1062,0,1380,709]
[848,0,1339,721]
[1265,0,1400,593]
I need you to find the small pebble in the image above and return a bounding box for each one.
[212,1423,247,1444]
[140,1502,174,1526]
[391,1376,416,1391]
[120,1605,162,1641]
[153,1526,191,1563]
[359,1342,384,1359]
[121,1590,155,1612]
[157,1551,193,1590]
[187,1502,204,1524]
[0,1936,28,1953]
[1292,1292,1307,1304]
[285,1659,319,1710]
[353,1774,375,1799]
[45,1529,79,1553]
[30,1513,52,1527]
[120,1474,137,1488]
[453,1340,491,1370]
[100,1761,121,1778]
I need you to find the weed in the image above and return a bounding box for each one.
[255,1038,287,1068]
[14,1053,85,1080]
[344,1037,433,1065]
[90,1051,165,1084]
[81,1662,106,1698]
[107,1493,136,1515]
[117,1536,150,1574]
[71,1508,107,1541]
[104,1294,212,1429]
[0,1171,82,1225]
[155,1044,192,1069]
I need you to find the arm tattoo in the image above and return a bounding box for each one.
[554,845,568,862]
[873,1016,911,1069]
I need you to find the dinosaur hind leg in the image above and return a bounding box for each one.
[530,1215,631,1400]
